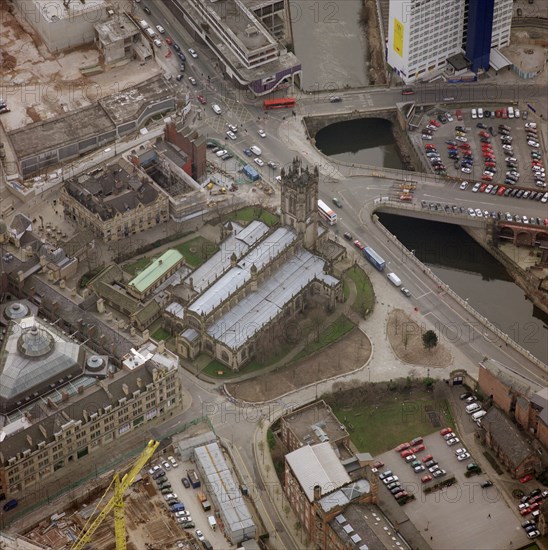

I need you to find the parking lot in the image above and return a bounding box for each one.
[148,457,237,550]
[377,427,528,549]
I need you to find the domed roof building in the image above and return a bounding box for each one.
[0,315,84,414]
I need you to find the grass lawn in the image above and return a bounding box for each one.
[293,315,355,361]
[229,206,279,227]
[343,266,375,316]
[123,256,154,276]
[151,327,171,341]
[175,237,218,268]
[201,338,296,379]
[332,392,454,456]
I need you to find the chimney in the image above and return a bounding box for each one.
[82,409,89,422]
[122,383,129,396]
[61,391,69,402]
[136,377,143,389]
[157,340,165,353]
[26,434,33,447]
[313,485,321,501]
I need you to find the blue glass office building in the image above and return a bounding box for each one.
[466,0,495,72]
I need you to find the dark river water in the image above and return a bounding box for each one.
[315,117,547,363]
[378,214,548,364]
[315,118,405,170]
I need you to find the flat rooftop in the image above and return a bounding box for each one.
[282,401,349,446]
[95,14,140,45]
[31,0,108,22]
[99,75,176,126]
[200,0,276,52]
[8,104,114,159]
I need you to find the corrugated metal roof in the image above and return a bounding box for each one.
[184,220,269,294]
[207,249,339,350]
[285,442,351,502]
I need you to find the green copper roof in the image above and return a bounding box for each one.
[128,250,183,293]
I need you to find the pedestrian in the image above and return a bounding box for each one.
[488,513,491,518]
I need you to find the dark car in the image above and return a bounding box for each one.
[143,6,151,14]
[343,232,352,240]
[173,43,181,52]
[329,96,342,103]
[476,122,487,129]
[182,477,190,488]
[152,469,166,479]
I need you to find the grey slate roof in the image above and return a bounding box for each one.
[482,407,536,468]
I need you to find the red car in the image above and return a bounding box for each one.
[412,444,426,453]
[196,95,207,105]
[481,175,493,182]
[497,186,506,195]
[520,507,533,516]
[495,109,501,118]
[421,474,433,483]
[165,37,173,45]
[479,183,488,192]
[422,454,434,463]
[520,474,534,484]
[430,120,441,128]
[395,442,411,452]
[456,109,463,121]
[401,449,414,458]
[354,240,364,250]
[373,460,384,468]
[440,427,452,436]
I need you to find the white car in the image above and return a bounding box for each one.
[153,39,162,48]
[196,530,205,542]
[472,182,481,192]
[275,175,282,183]
[188,48,198,58]
[226,131,237,140]
[528,141,540,148]
[156,25,165,34]
[212,104,222,115]
[461,167,471,174]
[175,511,190,518]
[468,208,476,217]
[447,437,460,446]
[455,448,467,455]
[502,144,513,151]
[188,76,197,86]
[455,136,468,142]
[254,157,265,167]
[525,122,537,129]
[164,493,177,501]
[258,129,266,138]
[227,123,238,133]
[445,112,454,122]
[459,181,468,190]
[475,209,483,218]
[168,456,178,468]
[148,465,161,475]
[215,149,227,157]
[484,185,493,193]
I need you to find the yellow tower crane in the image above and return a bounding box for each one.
[71,439,160,550]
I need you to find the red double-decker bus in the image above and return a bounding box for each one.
[263,97,296,110]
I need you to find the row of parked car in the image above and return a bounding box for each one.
[519,487,548,540]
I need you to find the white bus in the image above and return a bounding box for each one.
[318,199,337,225]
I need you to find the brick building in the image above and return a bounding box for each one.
[480,407,542,479]
[284,442,377,549]
[478,359,548,448]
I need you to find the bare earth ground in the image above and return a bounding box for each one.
[386,309,452,368]
[227,328,371,403]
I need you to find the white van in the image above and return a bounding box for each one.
[471,410,487,421]
[145,27,156,38]
[250,145,262,156]
[139,20,149,29]
[466,403,481,414]
[207,515,217,531]
[471,108,477,119]
[212,104,222,115]
[387,272,402,287]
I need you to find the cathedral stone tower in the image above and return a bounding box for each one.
[280,158,319,250]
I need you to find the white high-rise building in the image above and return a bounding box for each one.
[386,0,513,84]
[387,0,465,84]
